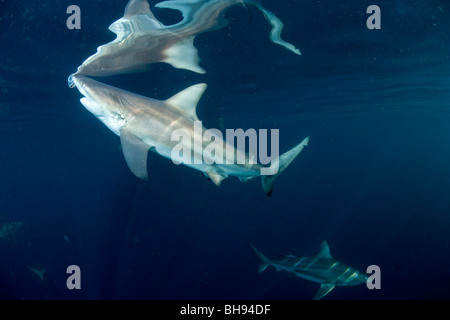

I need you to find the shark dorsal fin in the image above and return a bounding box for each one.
[165,84,207,121]
[313,283,335,300]
[316,241,332,259]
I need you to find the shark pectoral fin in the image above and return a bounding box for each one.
[165,83,207,121]
[163,36,206,74]
[205,171,227,187]
[120,129,151,180]
[313,283,336,300]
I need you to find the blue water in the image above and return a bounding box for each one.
[1,0,450,300]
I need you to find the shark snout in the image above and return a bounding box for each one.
[69,75,106,117]
[68,74,76,88]
[68,74,91,93]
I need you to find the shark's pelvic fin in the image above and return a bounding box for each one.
[205,171,228,186]
[316,241,332,259]
[120,128,151,180]
[261,136,309,196]
[165,83,207,121]
[313,283,336,300]
[249,243,271,273]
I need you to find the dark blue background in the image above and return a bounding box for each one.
[1,0,450,299]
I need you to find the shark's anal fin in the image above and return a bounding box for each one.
[239,176,255,183]
[313,283,336,300]
[120,128,151,180]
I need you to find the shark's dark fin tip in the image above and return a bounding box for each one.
[260,136,309,195]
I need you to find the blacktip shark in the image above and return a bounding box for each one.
[250,242,368,299]
[69,75,309,195]
[75,0,301,77]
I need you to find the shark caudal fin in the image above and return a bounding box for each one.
[249,243,271,273]
[261,136,309,196]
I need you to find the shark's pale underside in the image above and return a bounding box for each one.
[250,242,368,299]
[70,75,309,195]
[75,0,301,77]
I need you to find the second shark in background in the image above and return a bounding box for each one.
[250,242,368,300]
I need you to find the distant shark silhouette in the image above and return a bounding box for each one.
[75,0,301,77]
[250,242,368,299]
[70,75,308,195]
[0,221,23,239]
[28,266,46,281]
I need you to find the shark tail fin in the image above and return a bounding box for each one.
[249,243,271,273]
[249,1,301,55]
[261,136,309,196]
